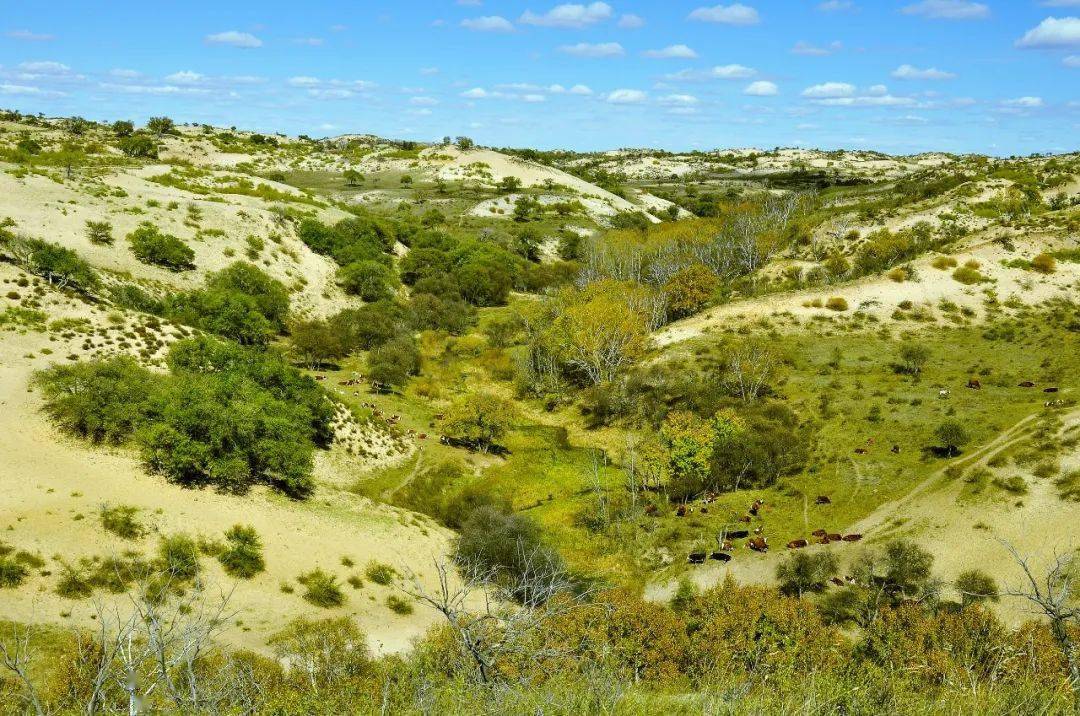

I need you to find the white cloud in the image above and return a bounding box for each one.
[659,93,699,105]
[461,15,515,32]
[408,108,433,116]
[1040,0,1080,6]
[287,76,321,87]
[606,88,647,103]
[204,30,263,48]
[688,4,761,25]
[744,80,778,96]
[287,76,375,91]
[569,83,594,94]
[1066,55,1080,66]
[292,37,325,46]
[1015,17,1080,49]
[1003,96,1044,107]
[522,94,547,102]
[791,40,842,55]
[519,2,613,28]
[817,0,854,10]
[461,87,491,98]
[5,30,55,41]
[618,14,646,28]
[643,44,698,59]
[867,84,888,95]
[410,96,439,105]
[308,88,355,100]
[892,64,956,80]
[900,1,989,20]
[164,71,205,84]
[558,41,624,57]
[0,83,64,96]
[801,81,856,98]
[548,83,567,93]
[813,94,915,106]
[17,61,70,74]
[665,64,757,81]
[98,82,207,96]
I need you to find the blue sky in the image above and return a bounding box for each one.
[1,1,1077,154]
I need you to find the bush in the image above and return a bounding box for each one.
[0,234,99,292]
[825,297,848,311]
[338,260,397,301]
[367,334,421,388]
[299,569,345,608]
[952,266,986,285]
[776,551,839,597]
[118,134,158,158]
[438,392,515,452]
[85,220,114,245]
[931,256,958,270]
[127,223,195,270]
[364,561,397,586]
[0,557,29,588]
[34,357,155,444]
[386,594,413,615]
[217,524,265,578]
[100,504,146,540]
[158,533,201,580]
[1031,253,1056,274]
[168,262,290,344]
[454,507,565,602]
[935,420,970,456]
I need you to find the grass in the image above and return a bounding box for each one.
[364,561,397,586]
[386,594,414,615]
[298,569,345,608]
[216,525,265,579]
[99,504,146,540]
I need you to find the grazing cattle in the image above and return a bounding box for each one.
[830,577,845,587]
[842,534,863,542]
[700,506,708,514]
[727,530,749,540]
[753,527,764,535]
[819,536,831,545]
[967,378,982,389]
[828,533,842,541]
[719,540,734,551]
[1018,381,1036,388]
[845,576,857,584]
[811,529,828,538]
[676,505,687,517]
[419,433,427,439]
[1046,400,1065,408]
[644,504,658,516]
[891,444,901,454]
[710,551,732,562]
[738,515,752,523]
[748,537,768,553]
[786,539,808,549]
[688,552,706,565]
[434,413,445,420]
[749,499,764,516]
[815,495,831,505]
[854,448,868,455]
[315,375,326,381]
[1044,387,1060,393]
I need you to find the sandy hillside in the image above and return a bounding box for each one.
[655,235,1080,347]
[0,167,354,318]
[0,268,451,655]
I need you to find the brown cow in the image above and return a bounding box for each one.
[676,504,687,517]
[1044,387,1060,393]
[854,448,868,455]
[842,534,863,542]
[891,444,901,454]
[700,506,708,514]
[1018,381,1035,388]
[967,378,982,389]
[786,539,808,549]
[738,515,752,523]
[811,529,828,538]
[748,537,768,552]
[827,533,842,541]
[830,577,845,587]
[816,496,831,505]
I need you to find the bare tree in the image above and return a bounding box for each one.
[0,622,46,716]
[404,549,592,685]
[723,342,778,402]
[1001,541,1080,694]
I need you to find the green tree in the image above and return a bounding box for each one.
[217,525,265,579]
[497,175,522,193]
[898,342,930,375]
[111,120,135,137]
[147,116,175,137]
[935,420,970,457]
[338,260,396,301]
[660,411,714,499]
[664,264,719,319]
[438,392,515,452]
[776,551,839,598]
[85,220,114,245]
[127,223,195,271]
[955,569,999,608]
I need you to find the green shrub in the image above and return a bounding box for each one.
[158,533,201,580]
[217,524,265,579]
[825,297,848,312]
[100,504,146,540]
[386,594,413,615]
[1031,253,1056,274]
[952,266,987,285]
[0,557,29,587]
[127,223,195,271]
[34,357,155,444]
[0,234,99,292]
[364,561,397,586]
[298,569,345,608]
[85,220,114,245]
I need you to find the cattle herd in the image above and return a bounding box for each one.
[684,496,863,565]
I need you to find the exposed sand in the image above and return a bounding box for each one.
[0,271,451,655]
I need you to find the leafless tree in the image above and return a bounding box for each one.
[1001,541,1080,694]
[404,549,593,686]
[723,342,778,402]
[0,622,46,716]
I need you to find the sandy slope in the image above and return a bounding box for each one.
[655,235,1080,347]
[0,277,451,655]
